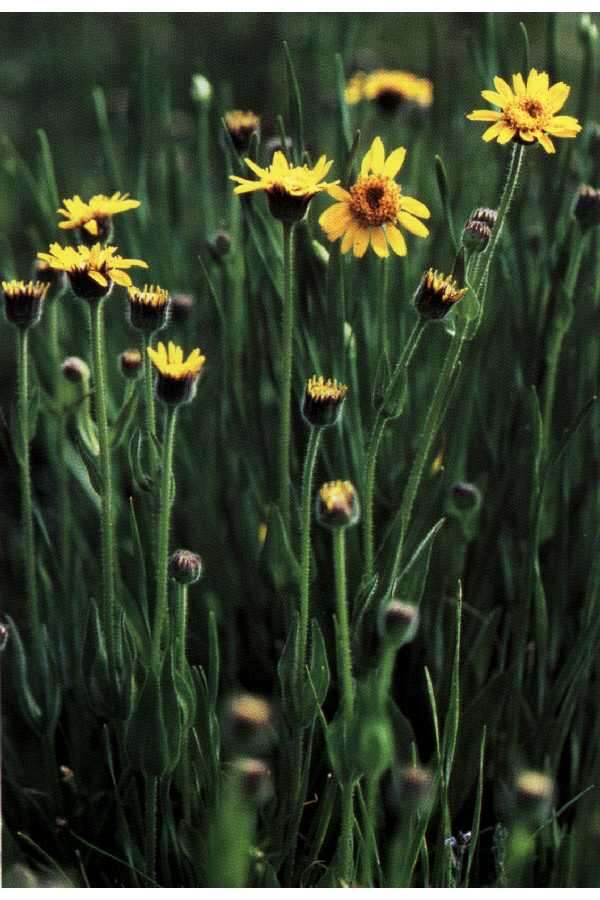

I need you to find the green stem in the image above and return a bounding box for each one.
[380,257,390,362]
[17,328,41,657]
[142,334,158,469]
[339,780,355,883]
[152,405,178,672]
[542,225,586,444]
[144,774,158,881]
[361,776,380,885]
[176,581,189,670]
[363,318,426,581]
[297,426,322,682]
[476,144,525,294]
[333,527,353,721]
[279,221,295,530]
[89,300,117,664]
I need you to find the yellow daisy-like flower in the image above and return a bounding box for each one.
[319,136,430,258]
[147,341,206,406]
[346,69,433,111]
[147,341,205,379]
[58,192,141,242]
[37,242,148,300]
[466,68,581,154]
[230,151,337,223]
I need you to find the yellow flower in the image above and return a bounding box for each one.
[413,268,468,320]
[302,375,348,428]
[466,68,581,154]
[58,192,141,242]
[128,284,171,334]
[319,136,430,258]
[37,243,148,300]
[230,151,337,223]
[147,341,205,380]
[346,69,433,111]
[225,110,261,152]
[147,341,206,406]
[2,280,49,329]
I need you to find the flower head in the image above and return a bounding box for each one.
[462,207,498,252]
[37,243,148,301]
[119,348,143,380]
[58,192,140,244]
[346,69,433,112]
[230,151,336,223]
[127,283,171,334]
[466,68,581,153]
[316,480,360,529]
[168,549,203,585]
[302,375,348,428]
[225,109,261,153]
[414,268,467,320]
[319,136,430,258]
[147,340,206,405]
[2,280,48,329]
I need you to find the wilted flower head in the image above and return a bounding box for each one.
[319,136,430,258]
[467,68,581,153]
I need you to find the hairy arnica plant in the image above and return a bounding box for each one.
[3,10,600,890]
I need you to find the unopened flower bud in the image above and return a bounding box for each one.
[61,356,90,383]
[169,292,195,323]
[413,269,467,320]
[462,207,497,252]
[380,600,420,647]
[225,110,261,154]
[574,185,600,230]
[208,230,232,261]
[316,480,360,530]
[230,757,273,805]
[127,284,171,335]
[394,764,433,814]
[2,280,48,329]
[168,549,203,585]
[191,74,212,105]
[514,770,554,824]
[119,348,143,380]
[302,375,348,428]
[451,481,482,512]
[224,693,274,751]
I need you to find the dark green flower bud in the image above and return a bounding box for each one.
[62,356,90,384]
[169,549,203,585]
[2,279,48,329]
[119,348,143,380]
[462,207,497,252]
[302,375,348,428]
[380,600,420,648]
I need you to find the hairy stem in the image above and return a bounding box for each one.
[279,221,295,530]
[152,405,178,672]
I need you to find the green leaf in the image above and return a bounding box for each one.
[110,387,139,449]
[334,53,352,152]
[74,432,103,498]
[435,154,458,253]
[283,41,304,164]
[442,583,462,785]
[392,518,445,603]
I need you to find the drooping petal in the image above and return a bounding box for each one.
[370,226,389,257]
[84,219,99,236]
[497,126,516,145]
[386,223,407,256]
[88,270,108,287]
[482,121,505,142]
[535,131,556,154]
[397,211,429,238]
[109,269,132,287]
[319,202,350,231]
[382,146,406,178]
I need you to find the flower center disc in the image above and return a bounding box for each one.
[505,96,548,131]
[349,175,401,226]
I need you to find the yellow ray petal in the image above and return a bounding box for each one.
[401,196,430,219]
[467,109,502,122]
[382,146,406,178]
[535,132,555,154]
[481,90,505,107]
[397,211,429,238]
[109,269,132,287]
[369,137,385,175]
[497,126,516,145]
[386,223,407,256]
[353,227,370,258]
[482,121,505,142]
[84,219,99,236]
[88,270,108,287]
[493,76,513,100]
[547,82,570,113]
[244,158,268,178]
[512,73,526,96]
[370,227,388,258]
[340,222,358,254]
[326,184,351,201]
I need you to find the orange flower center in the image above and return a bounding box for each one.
[504,96,549,131]
[349,175,401,226]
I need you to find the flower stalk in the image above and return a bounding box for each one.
[152,405,178,672]
[279,221,295,529]
[89,298,118,664]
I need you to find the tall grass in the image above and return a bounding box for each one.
[2,11,600,888]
